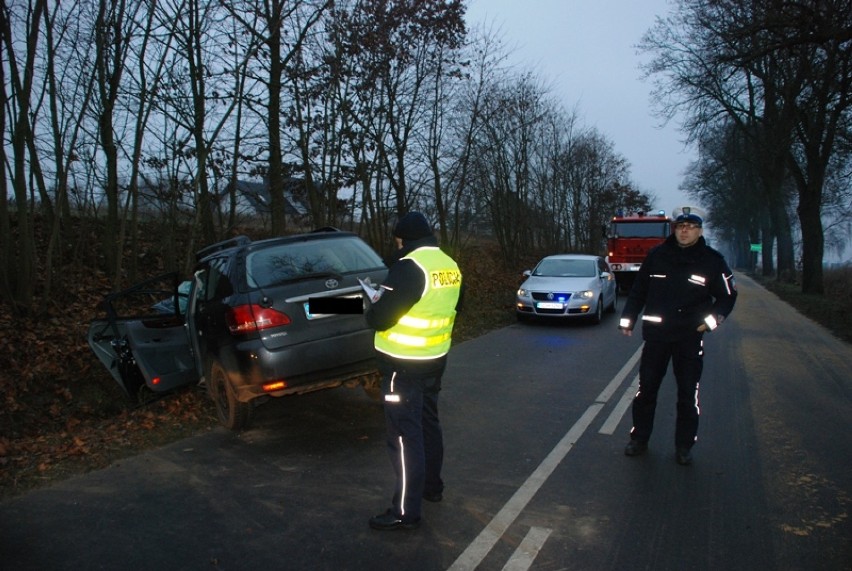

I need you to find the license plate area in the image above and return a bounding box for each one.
[304,294,363,320]
[304,302,332,320]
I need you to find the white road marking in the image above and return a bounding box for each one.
[594,344,642,403]
[447,404,603,570]
[447,345,643,570]
[500,526,552,571]
[598,374,640,435]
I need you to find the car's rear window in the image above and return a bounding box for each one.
[246,236,385,288]
[534,259,596,277]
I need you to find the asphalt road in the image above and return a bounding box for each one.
[1,274,849,570]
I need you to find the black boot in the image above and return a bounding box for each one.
[624,440,648,456]
[675,448,693,466]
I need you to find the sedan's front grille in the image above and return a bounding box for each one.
[536,307,567,315]
[531,291,571,301]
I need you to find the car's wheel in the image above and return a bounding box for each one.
[607,290,618,313]
[208,361,253,431]
[590,297,603,324]
[136,384,159,406]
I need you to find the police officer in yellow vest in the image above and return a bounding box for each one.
[366,211,462,531]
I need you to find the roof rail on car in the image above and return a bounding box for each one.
[195,235,251,261]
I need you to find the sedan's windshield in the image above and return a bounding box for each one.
[247,236,385,288]
[534,259,596,278]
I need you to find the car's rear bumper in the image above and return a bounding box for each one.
[217,329,379,401]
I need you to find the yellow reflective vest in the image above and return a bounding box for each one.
[375,247,462,360]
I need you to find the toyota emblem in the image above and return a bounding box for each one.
[325,278,339,289]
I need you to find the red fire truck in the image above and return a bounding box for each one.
[606,210,672,292]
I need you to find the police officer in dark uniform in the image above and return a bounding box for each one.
[618,206,737,465]
[366,211,462,530]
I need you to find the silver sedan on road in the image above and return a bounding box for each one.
[515,254,618,324]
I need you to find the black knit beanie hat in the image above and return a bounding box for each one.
[393,211,432,241]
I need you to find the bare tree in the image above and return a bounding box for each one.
[0,2,8,305]
[220,0,331,235]
[0,0,47,311]
[38,2,100,297]
[220,14,261,234]
[284,8,356,229]
[92,0,147,285]
[778,1,852,292]
[470,72,550,265]
[640,0,852,293]
[119,0,178,282]
[322,1,391,248]
[683,121,784,270]
[639,0,797,280]
[441,23,509,249]
[335,0,466,221]
[152,0,239,245]
[563,129,632,254]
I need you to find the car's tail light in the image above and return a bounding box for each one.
[226,304,291,334]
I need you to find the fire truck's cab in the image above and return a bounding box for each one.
[606,210,672,292]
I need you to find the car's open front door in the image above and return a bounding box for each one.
[87,273,199,401]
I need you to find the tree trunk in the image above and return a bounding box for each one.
[9,116,36,310]
[772,198,796,283]
[267,3,286,235]
[797,179,825,295]
[759,207,774,276]
[0,10,12,304]
[0,0,47,311]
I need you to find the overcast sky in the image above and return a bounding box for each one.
[464,0,695,215]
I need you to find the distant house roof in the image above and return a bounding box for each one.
[129,177,311,218]
[227,178,309,217]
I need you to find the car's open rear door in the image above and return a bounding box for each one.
[87,273,199,401]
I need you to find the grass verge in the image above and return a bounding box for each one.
[750,266,852,345]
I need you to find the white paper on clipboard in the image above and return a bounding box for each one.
[358,278,384,302]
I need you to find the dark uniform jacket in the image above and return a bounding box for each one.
[619,234,737,342]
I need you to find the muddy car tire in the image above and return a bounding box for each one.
[209,361,253,431]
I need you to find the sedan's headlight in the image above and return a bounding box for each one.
[578,290,594,299]
[517,288,529,298]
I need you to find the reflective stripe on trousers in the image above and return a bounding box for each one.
[381,370,444,521]
[630,336,704,448]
